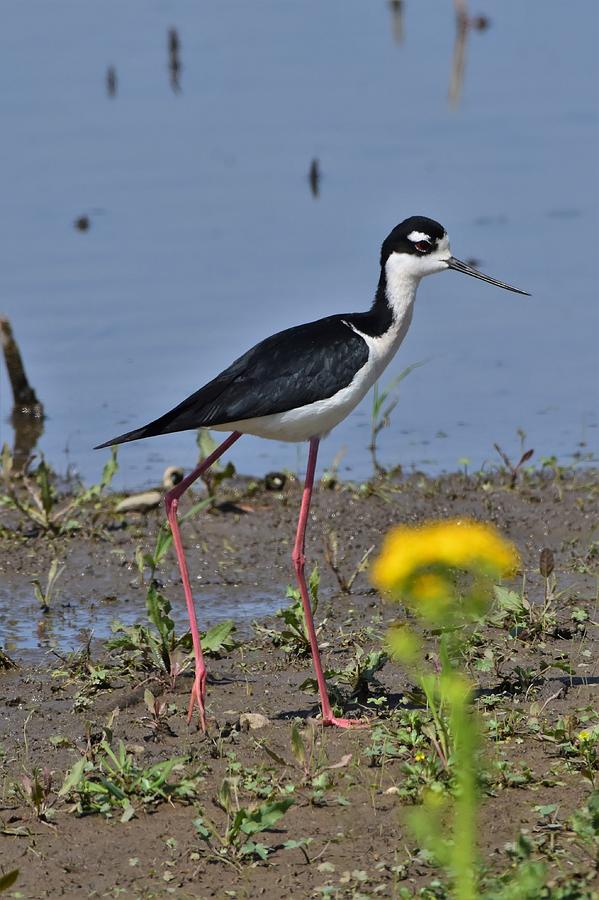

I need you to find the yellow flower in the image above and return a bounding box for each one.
[577,729,592,742]
[415,752,426,762]
[372,519,519,596]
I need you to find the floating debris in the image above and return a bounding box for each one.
[106,66,117,98]
[388,0,404,44]
[308,158,321,198]
[115,466,184,514]
[168,27,182,93]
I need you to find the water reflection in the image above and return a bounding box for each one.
[449,0,491,109]
[106,65,117,98]
[0,317,44,467]
[168,27,182,93]
[388,0,404,44]
[308,158,321,198]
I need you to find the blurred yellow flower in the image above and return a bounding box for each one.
[372,519,519,597]
[577,729,592,742]
[415,752,426,762]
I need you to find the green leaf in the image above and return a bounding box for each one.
[202,620,236,655]
[283,838,312,850]
[120,802,136,823]
[146,584,175,645]
[239,798,294,836]
[36,458,54,516]
[180,496,214,523]
[97,776,127,801]
[241,841,269,860]
[153,525,173,567]
[100,447,119,491]
[0,870,19,893]
[59,757,88,796]
[192,816,213,841]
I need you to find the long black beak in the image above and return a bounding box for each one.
[447,256,530,296]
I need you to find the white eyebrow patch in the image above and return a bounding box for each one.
[407,231,431,242]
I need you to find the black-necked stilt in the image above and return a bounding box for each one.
[96,216,529,730]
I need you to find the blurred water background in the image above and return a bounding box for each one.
[1,0,597,488]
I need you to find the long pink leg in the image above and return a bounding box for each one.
[292,438,369,728]
[165,430,242,731]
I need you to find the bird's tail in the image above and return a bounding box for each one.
[94,419,166,449]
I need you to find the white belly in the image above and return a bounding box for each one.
[212,308,414,443]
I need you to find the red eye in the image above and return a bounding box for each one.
[415,240,432,253]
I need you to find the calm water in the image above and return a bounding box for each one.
[0,1,597,489]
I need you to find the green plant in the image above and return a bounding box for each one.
[0,871,19,894]
[493,441,534,489]
[11,767,57,822]
[31,558,65,612]
[369,367,420,477]
[109,519,236,683]
[369,361,426,474]
[193,776,294,862]
[540,718,599,789]
[323,531,374,594]
[60,740,202,822]
[570,790,599,857]
[373,519,520,900]
[51,638,112,710]
[0,444,117,534]
[263,725,352,807]
[256,566,323,657]
[196,428,236,498]
[491,582,558,641]
[300,646,388,709]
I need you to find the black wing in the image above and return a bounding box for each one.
[95,315,369,448]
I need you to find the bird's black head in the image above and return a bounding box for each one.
[379,215,530,295]
[380,216,447,266]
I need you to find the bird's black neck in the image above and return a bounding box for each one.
[346,267,394,338]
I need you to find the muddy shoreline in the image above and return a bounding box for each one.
[1,468,598,898]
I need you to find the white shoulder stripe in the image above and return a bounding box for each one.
[341,319,360,336]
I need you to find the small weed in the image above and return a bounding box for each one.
[0,871,19,894]
[31,558,65,612]
[193,774,294,863]
[139,689,176,739]
[369,361,426,475]
[196,429,236,498]
[11,767,57,822]
[323,531,374,594]
[109,521,236,683]
[491,581,559,641]
[301,645,388,709]
[541,718,599,788]
[0,444,117,534]
[570,790,599,854]
[60,740,203,821]
[51,639,112,710]
[256,566,323,657]
[493,437,534,489]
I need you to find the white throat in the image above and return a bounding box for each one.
[383,253,422,325]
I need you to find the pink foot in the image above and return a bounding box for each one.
[319,714,372,729]
[187,671,207,732]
